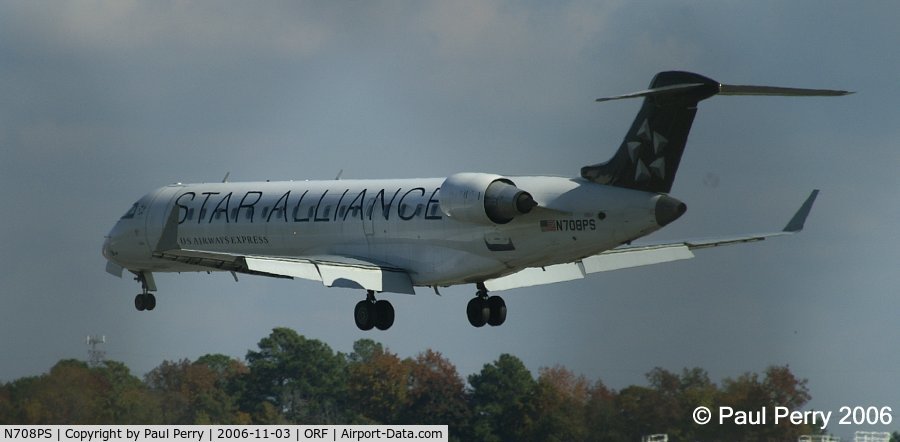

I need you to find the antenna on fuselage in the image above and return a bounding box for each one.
[335,169,343,180]
[221,172,230,183]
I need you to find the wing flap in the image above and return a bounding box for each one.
[243,256,321,280]
[485,190,819,292]
[484,262,586,292]
[154,248,415,294]
[582,244,694,272]
[151,202,414,294]
[484,245,694,292]
[315,260,415,294]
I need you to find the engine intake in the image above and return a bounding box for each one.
[440,173,537,224]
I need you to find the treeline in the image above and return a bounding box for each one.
[0,327,821,441]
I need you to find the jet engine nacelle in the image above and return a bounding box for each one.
[440,173,537,224]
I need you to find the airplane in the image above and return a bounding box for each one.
[102,71,848,331]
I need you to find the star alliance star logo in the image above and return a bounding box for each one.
[628,119,668,182]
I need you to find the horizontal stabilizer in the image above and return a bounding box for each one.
[596,79,852,102]
[595,83,708,102]
[718,84,852,97]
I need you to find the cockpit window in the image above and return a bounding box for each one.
[121,202,139,219]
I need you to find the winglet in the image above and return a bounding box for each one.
[155,205,182,252]
[783,190,820,232]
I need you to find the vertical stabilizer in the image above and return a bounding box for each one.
[581,71,850,193]
[581,71,719,193]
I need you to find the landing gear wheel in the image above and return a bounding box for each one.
[133,272,157,312]
[467,297,489,327]
[354,300,375,331]
[487,296,507,326]
[374,300,395,331]
[354,290,395,331]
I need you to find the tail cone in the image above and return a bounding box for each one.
[655,195,687,226]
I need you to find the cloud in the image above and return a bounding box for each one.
[8,1,334,60]
[415,0,528,59]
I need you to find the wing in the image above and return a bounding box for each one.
[151,209,415,295]
[485,190,819,292]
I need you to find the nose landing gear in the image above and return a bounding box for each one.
[354,290,395,331]
[467,282,506,327]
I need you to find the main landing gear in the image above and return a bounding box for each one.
[353,283,507,330]
[354,290,395,331]
[467,282,506,327]
[133,272,156,312]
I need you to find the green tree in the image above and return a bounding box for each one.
[531,365,590,442]
[193,354,251,423]
[144,359,199,423]
[346,339,385,365]
[5,360,122,424]
[0,384,12,424]
[346,339,409,424]
[759,365,813,440]
[145,356,248,424]
[403,349,470,435]
[95,361,158,423]
[644,367,718,440]
[243,327,348,423]
[585,380,626,441]
[2,357,238,425]
[468,354,536,442]
[718,365,814,441]
[615,385,660,440]
[27,360,106,423]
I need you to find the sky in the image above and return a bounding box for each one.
[1,0,898,437]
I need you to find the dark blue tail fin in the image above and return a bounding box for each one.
[581,71,850,193]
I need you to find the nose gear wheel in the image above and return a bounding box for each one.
[133,272,157,312]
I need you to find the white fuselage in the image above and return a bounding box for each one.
[102,175,669,288]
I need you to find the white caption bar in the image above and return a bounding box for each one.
[0,426,448,442]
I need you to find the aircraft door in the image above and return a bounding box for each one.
[143,185,183,253]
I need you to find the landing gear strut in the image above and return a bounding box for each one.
[467,282,506,327]
[133,272,156,312]
[354,290,394,331]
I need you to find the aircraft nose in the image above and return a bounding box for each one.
[102,223,123,261]
[655,195,687,226]
[102,235,113,260]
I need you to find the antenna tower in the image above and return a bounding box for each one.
[86,335,106,367]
